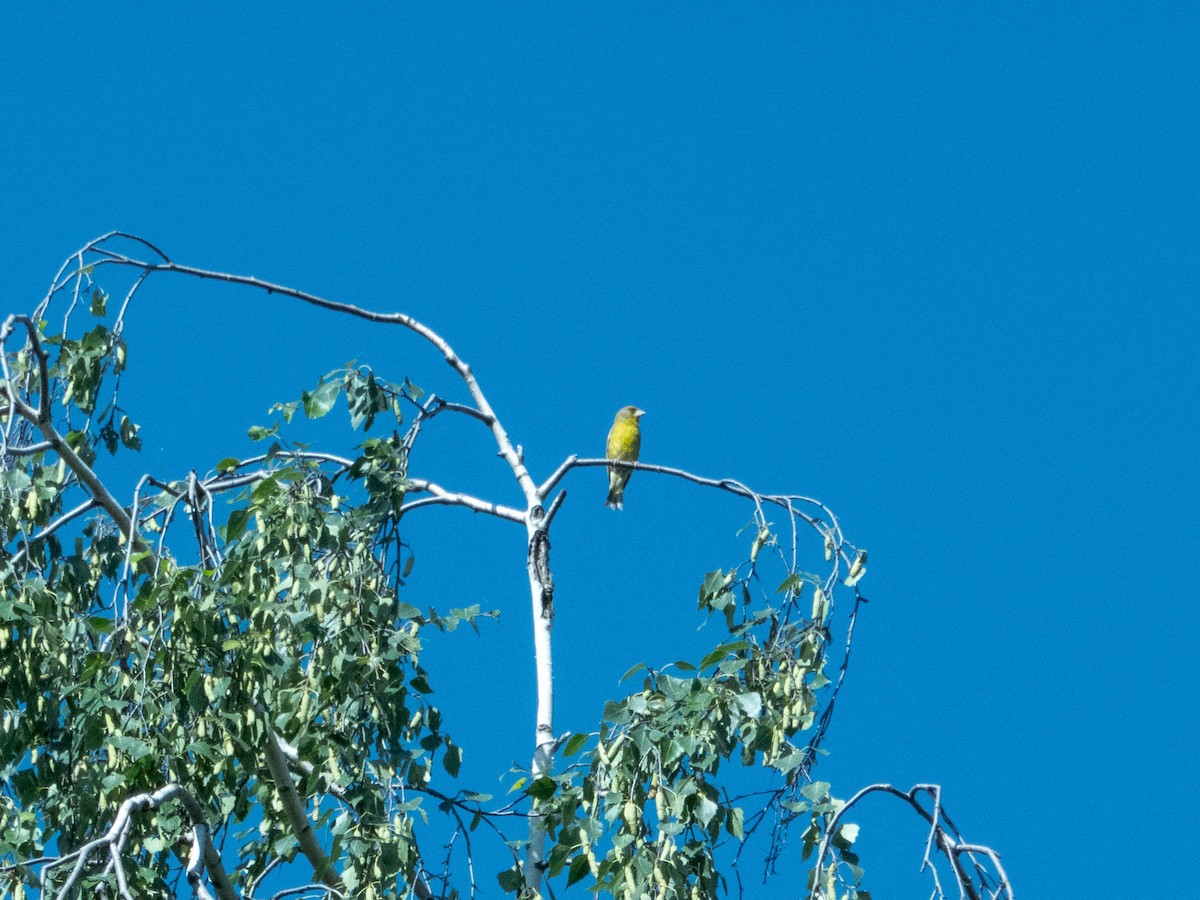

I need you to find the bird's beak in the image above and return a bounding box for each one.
[634,409,646,417]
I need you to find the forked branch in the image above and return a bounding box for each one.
[809,783,1013,900]
[4,783,238,900]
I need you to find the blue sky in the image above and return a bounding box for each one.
[3,4,1197,897]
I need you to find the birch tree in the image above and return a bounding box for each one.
[0,234,1011,900]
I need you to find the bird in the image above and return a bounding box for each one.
[605,405,645,509]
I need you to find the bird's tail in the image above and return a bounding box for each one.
[606,469,628,510]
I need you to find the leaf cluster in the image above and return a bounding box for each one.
[496,557,865,899]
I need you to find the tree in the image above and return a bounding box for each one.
[0,234,1011,899]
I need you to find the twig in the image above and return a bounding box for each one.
[807,783,1012,900]
[8,498,100,567]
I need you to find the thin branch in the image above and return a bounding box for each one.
[267,885,345,900]
[0,314,49,447]
[540,457,836,533]
[542,490,567,527]
[8,498,100,566]
[89,252,542,504]
[799,588,868,775]
[247,857,285,900]
[807,784,1012,900]
[25,422,138,547]
[0,439,53,456]
[400,478,524,522]
[219,451,356,472]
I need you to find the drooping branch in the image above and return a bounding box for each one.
[540,456,843,535]
[808,783,1013,900]
[0,314,52,429]
[7,498,100,567]
[1,314,138,542]
[80,247,541,507]
[16,783,238,900]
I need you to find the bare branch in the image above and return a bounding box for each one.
[542,458,852,562]
[216,451,356,473]
[267,885,345,900]
[536,454,579,501]
[0,438,53,455]
[542,490,567,527]
[400,478,524,522]
[807,783,1012,900]
[86,251,542,505]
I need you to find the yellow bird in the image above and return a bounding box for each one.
[605,406,645,509]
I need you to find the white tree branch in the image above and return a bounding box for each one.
[32,782,237,900]
[808,783,1013,900]
[400,478,524,521]
[260,723,343,892]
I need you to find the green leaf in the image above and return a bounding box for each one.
[800,781,831,802]
[251,477,282,504]
[247,424,277,441]
[90,288,107,316]
[527,776,557,801]
[270,400,300,423]
[776,573,808,596]
[733,691,762,719]
[119,415,141,451]
[770,750,808,774]
[726,805,745,839]
[442,743,462,778]
[224,508,251,542]
[619,662,646,683]
[567,854,590,886]
[563,733,589,757]
[497,868,523,892]
[215,457,240,474]
[302,378,341,419]
[700,641,748,670]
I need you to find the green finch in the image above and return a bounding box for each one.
[605,406,645,509]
